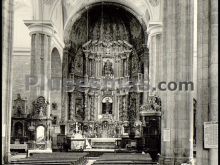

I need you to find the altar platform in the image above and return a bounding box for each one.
[67,137,121,151]
[88,138,121,149]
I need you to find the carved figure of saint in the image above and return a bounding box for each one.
[103,60,113,76]
[105,99,111,114]
[103,98,112,114]
[76,105,84,121]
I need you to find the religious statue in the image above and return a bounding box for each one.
[75,105,84,121]
[103,60,114,76]
[16,125,23,138]
[102,98,112,114]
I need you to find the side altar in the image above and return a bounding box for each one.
[26,96,53,156]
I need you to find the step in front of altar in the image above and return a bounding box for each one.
[89,138,121,149]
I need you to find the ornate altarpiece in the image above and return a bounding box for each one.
[66,36,144,139]
[11,94,28,144]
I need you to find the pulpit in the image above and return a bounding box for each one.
[140,95,161,161]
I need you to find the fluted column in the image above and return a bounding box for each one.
[147,23,162,95]
[161,0,194,164]
[143,45,149,104]
[69,92,75,120]
[209,0,218,164]
[196,0,218,164]
[125,53,129,76]
[25,21,55,116]
[2,0,14,163]
[84,89,89,121]
[120,59,123,77]
[84,52,89,77]
[61,45,70,122]
[94,94,99,120]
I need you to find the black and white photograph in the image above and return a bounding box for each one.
[2,0,218,165]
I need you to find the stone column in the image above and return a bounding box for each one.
[69,92,75,120]
[125,53,129,77]
[147,23,162,95]
[2,0,14,163]
[84,89,89,121]
[143,45,149,104]
[209,0,218,164]
[197,0,218,164]
[84,52,89,76]
[92,59,95,77]
[94,94,99,120]
[25,21,54,115]
[90,95,95,121]
[115,58,118,77]
[120,59,123,77]
[123,94,129,121]
[160,0,194,164]
[95,59,98,77]
[196,0,209,164]
[61,45,71,122]
[116,58,119,77]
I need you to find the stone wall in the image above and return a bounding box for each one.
[12,53,31,109]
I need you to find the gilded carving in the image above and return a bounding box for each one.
[32,96,49,117]
[102,59,114,76]
[13,94,26,116]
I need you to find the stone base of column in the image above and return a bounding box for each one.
[159,156,194,165]
[209,148,218,165]
[3,151,11,164]
[159,156,175,165]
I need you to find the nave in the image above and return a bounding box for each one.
[8,152,158,165]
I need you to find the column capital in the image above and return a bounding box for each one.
[147,21,163,36]
[146,22,162,48]
[24,20,56,36]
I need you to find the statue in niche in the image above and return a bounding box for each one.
[103,60,114,76]
[13,93,26,117]
[75,104,84,121]
[32,96,49,117]
[102,98,112,114]
[102,121,109,138]
[17,106,22,117]
[15,123,23,139]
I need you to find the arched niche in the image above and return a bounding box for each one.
[36,125,45,142]
[50,48,62,123]
[14,122,23,138]
[63,1,152,42]
[51,48,62,79]
[102,97,113,114]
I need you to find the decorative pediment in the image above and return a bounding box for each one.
[13,94,26,117]
[32,96,49,118]
[100,114,114,123]
[82,40,133,56]
[140,95,161,116]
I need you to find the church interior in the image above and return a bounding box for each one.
[2,0,218,165]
